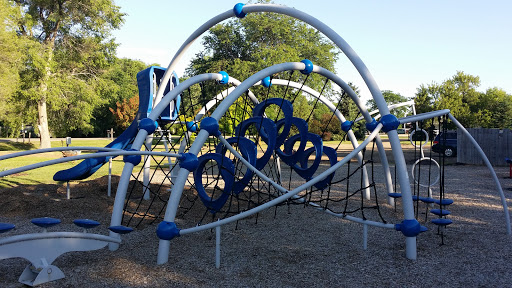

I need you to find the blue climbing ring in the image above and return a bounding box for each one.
[194,153,235,213]
[252,98,294,148]
[235,117,277,170]
[275,117,309,166]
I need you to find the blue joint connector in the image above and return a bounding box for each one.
[341,120,353,132]
[218,71,229,84]
[233,3,246,18]
[179,153,199,171]
[395,219,427,237]
[123,149,141,166]
[200,117,221,137]
[365,118,378,132]
[262,76,272,88]
[300,59,314,75]
[156,221,180,240]
[380,114,400,133]
[139,118,158,134]
[186,121,198,132]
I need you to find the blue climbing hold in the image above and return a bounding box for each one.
[138,118,158,134]
[341,120,353,132]
[262,76,272,88]
[300,59,314,75]
[31,217,61,228]
[194,153,235,212]
[233,3,246,18]
[108,225,134,234]
[365,118,378,132]
[179,153,199,172]
[252,98,294,148]
[380,114,399,133]
[157,221,181,240]
[73,219,101,229]
[218,71,229,84]
[0,223,15,233]
[123,149,141,166]
[186,121,198,132]
[200,117,221,137]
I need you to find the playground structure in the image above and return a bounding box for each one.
[0,3,511,286]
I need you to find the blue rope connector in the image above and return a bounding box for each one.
[380,114,400,133]
[218,71,229,84]
[262,76,272,88]
[179,153,199,172]
[395,219,427,237]
[365,118,378,132]
[157,221,181,240]
[341,120,353,132]
[300,59,314,75]
[200,117,221,137]
[233,3,246,18]
[123,149,141,166]
[186,121,198,132]
[138,118,158,134]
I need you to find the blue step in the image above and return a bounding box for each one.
[388,193,402,198]
[434,199,454,206]
[0,223,15,233]
[432,218,453,226]
[419,197,436,203]
[109,225,133,234]
[74,219,101,229]
[412,195,419,201]
[31,217,61,228]
[430,209,451,216]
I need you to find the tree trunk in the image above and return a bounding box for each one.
[38,98,51,148]
[38,45,53,149]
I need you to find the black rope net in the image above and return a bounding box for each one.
[120,71,446,232]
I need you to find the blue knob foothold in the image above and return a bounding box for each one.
[233,3,246,18]
[179,153,199,172]
[380,114,400,133]
[108,225,133,234]
[31,217,61,229]
[123,149,141,166]
[365,118,378,132]
[300,59,314,75]
[395,219,422,237]
[200,117,221,137]
[73,219,101,229]
[0,223,15,233]
[139,118,158,134]
[157,221,181,240]
[218,71,229,84]
[341,120,353,132]
[262,76,272,88]
[186,121,198,132]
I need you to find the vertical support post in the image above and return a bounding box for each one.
[143,134,153,200]
[107,157,113,197]
[215,224,221,268]
[66,181,70,200]
[363,223,368,250]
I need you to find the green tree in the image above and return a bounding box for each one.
[11,0,124,146]
[366,90,410,119]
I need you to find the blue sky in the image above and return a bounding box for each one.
[112,1,512,102]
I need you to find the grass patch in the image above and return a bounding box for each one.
[0,141,37,151]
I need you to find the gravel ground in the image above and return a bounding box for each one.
[1,160,511,287]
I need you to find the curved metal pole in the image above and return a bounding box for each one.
[448,114,511,235]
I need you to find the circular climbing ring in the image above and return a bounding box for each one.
[409,129,429,148]
[411,157,440,188]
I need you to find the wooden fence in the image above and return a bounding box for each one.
[457,128,512,166]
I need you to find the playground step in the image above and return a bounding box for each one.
[73,219,101,229]
[434,199,454,206]
[419,197,436,203]
[0,223,15,233]
[432,218,453,226]
[108,225,134,234]
[430,209,451,216]
[31,217,61,229]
